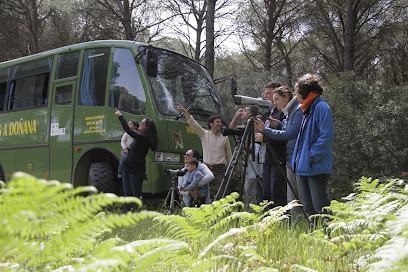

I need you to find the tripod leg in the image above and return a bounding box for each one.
[216,118,254,200]
[169,187,175,214]
[214,145,240,200]
[165,176,179,214]
[236,136,252,201]
[163,187,172,208]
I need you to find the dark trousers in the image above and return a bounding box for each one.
[262,164,287,208]
[122,166,144,213]
[298,174,331,218]
[210,166,227,200]
[255,176,263,204]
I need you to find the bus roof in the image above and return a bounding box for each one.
[0,40,149,67]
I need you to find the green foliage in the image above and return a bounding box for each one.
[0,172,185,271]
[2,173,408,271]
[325,74,408,199]
[310,177,408,271]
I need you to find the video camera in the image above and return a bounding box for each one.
[222,127,244,137]
[164,168,187,176]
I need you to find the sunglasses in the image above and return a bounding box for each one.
[184,153,191,157]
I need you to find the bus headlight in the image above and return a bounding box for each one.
[155,152,181,163]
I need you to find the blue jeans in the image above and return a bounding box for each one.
[118,151,128,174]
[198,184,208,198]
[298,174,331,219]
[122,166,144,213]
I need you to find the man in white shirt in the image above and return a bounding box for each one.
[177,103,232,200]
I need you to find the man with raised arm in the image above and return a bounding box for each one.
[177,102,232,200]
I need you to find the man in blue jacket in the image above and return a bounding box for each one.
[292,74,334,226]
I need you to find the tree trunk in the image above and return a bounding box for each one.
[263,0,277,72]
[28,0,40,53]
[344,0,359,71]
[205,0,215,78]
[195,26,202,62]
[117,0,134,40]
[277,39,293,87]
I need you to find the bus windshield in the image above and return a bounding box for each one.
[144,47,223,121]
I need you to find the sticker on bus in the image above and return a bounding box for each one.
[51,123,65,136]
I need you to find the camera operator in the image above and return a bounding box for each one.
[229,107,263,211]
[254,86,303,223]
[178,149,214,205]
[256,81,287,209]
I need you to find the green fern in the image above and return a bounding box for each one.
[312,177,408,271]
[2,173,408,271]
[365,203,408,271]
[0,172,191,271]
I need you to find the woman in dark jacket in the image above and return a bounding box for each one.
[114,107,159,213]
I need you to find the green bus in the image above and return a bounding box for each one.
[0,40,227,195]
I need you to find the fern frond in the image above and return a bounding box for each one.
[354,177,380,193]
[251,204,293,236]
[199,193,243,225]
[290,264,319,272]
[199,227,247,259]
[365,204,408,271]
[0,173,165,271]
[212,211,258,231]
[153,214,204,241]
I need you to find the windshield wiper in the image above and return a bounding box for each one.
[189,106,214,117]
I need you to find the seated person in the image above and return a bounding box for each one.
[179,160,204,207]
[178,149,214,204]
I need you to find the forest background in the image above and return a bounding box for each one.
[1,0,407,200]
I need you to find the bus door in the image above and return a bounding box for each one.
[49,79,77,183]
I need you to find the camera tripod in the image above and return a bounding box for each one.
[215,106,259,201]
[162,176,182,214]
[214,105,310,223]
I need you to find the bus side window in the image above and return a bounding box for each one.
[0,82,6,111]
[109,48,146,115]
[0,68,7,112]
[78,48,110,106]
[6,56,52,111]
[55,85,72,105]
[8,73,49,110]
[55,50,80,80]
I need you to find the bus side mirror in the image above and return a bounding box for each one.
[145,50,158,77]
[230,77,237,98]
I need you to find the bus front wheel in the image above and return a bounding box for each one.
[88,162,121,195]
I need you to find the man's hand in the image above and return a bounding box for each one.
[114,107,122,117]
[177,102,192,120]
[254,118,265,131]
[235,108,244,118]
[177,102,187,113]
[254,132,264,143]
